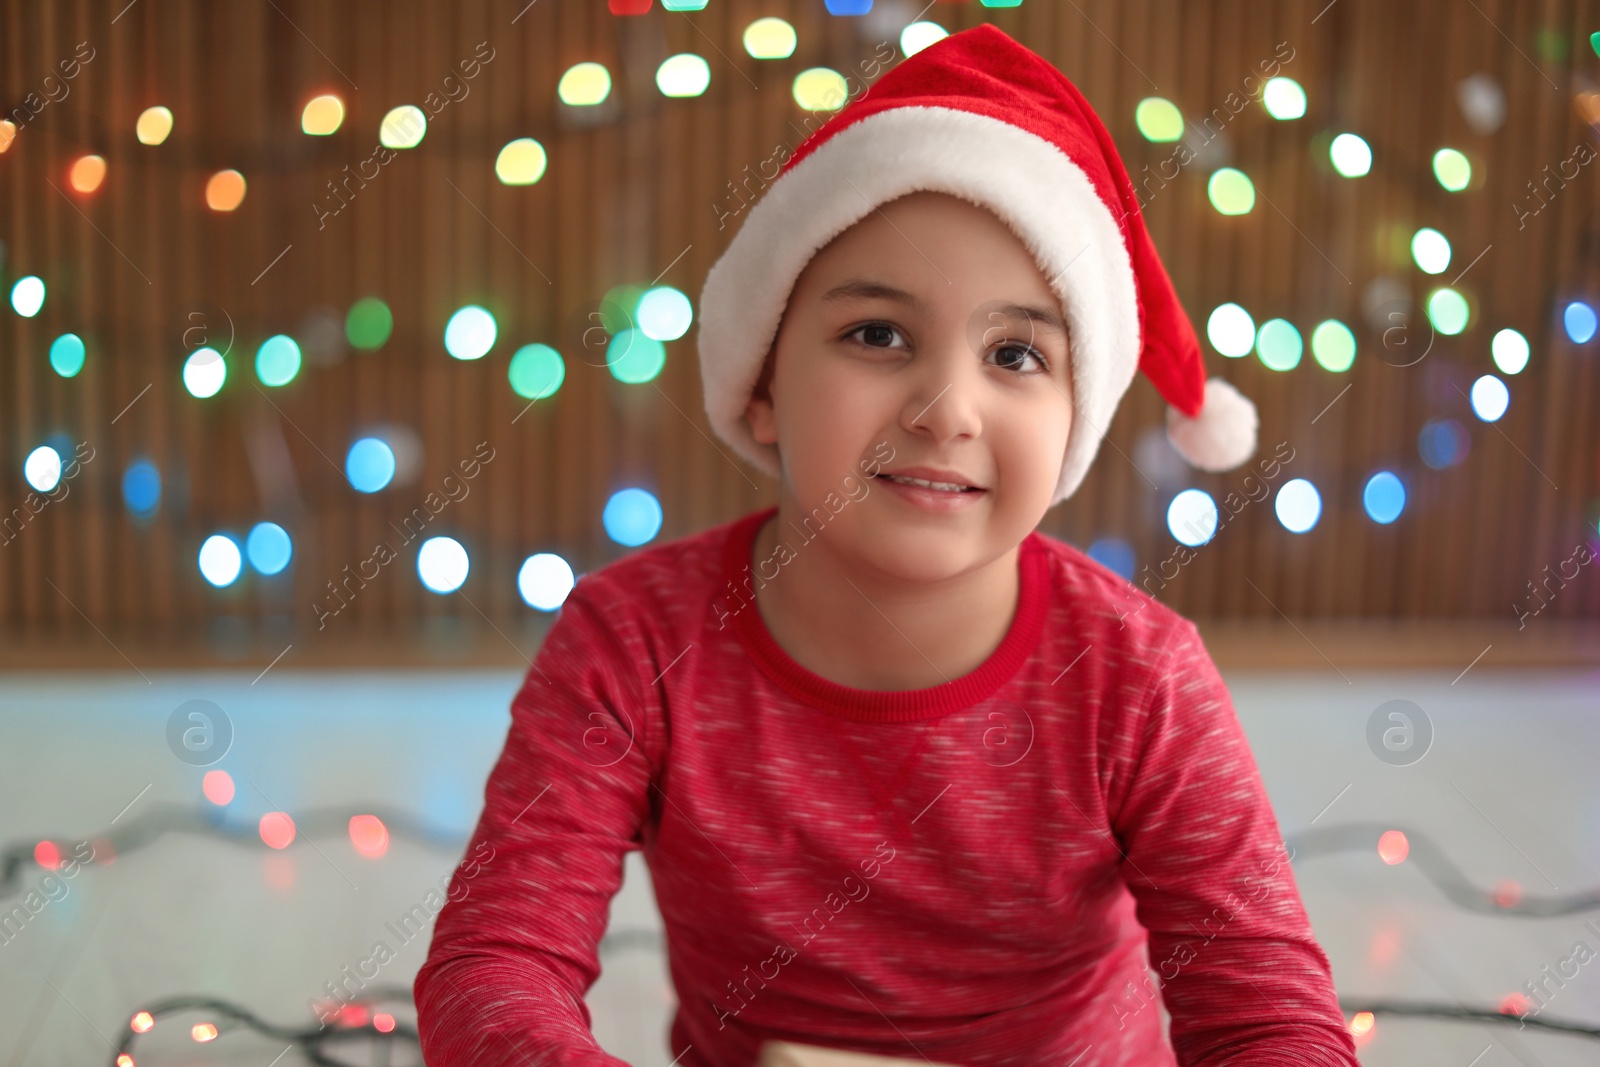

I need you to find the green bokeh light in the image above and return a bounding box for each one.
[1207,168,1255,215]
[50,333,86,378]
[509,343,566,400]
[1135,97,1184,142]
[1310,320,1356,372]
[1255,318,1303,371]
[346,297,393,350]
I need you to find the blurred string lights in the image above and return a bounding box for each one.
[10,4,1598,618]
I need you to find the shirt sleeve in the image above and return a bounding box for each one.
[414,579,659,1067]
[1106,619,1359,1067]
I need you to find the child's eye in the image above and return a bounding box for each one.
[987,342,1049,375]
[846,323,908,349]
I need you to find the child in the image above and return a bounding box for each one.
[416,24,1358,1067]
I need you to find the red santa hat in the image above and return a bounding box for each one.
[697,23,1258,506]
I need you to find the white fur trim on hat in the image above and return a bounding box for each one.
[698,105,1141,507]
[1166,377,1259,472]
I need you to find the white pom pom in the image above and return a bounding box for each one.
[1166,378,1258,472]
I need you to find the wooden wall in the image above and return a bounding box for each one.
[2,0,1597,669]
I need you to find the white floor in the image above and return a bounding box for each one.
[1,667,1596,1066]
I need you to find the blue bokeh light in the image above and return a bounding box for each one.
[346,437,396,493]
[246,522,293,575]
[603,488,663,547]
[1362,471,1406,524]
[1087,537,1136,581]
[122,459,161,518]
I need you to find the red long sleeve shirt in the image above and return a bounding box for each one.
[414,505,1359,1067]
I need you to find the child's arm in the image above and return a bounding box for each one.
[1106,619,1360,1066]
[413,581,657,1067]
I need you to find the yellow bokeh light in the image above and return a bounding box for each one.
[0,120,14,153]
[69,154,106,193]
[558,62,612,106]
[136,106,173,145]
[301,94,345,135]
[495,138,548,185]
[744,17,797,60]
[205,169,247,211]
[793,68,849,112]
[379,105,427,149]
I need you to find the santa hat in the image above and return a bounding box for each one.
[697,23,1258,506]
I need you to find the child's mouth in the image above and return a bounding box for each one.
[875,473,981,493]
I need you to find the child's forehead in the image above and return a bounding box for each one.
[800,192,1060,303]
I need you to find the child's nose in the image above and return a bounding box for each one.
[901,335,984,442]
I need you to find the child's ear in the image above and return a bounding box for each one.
[745,391,776,446]
[745,350,778,446]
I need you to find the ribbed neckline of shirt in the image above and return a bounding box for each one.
[720,505,1049,723]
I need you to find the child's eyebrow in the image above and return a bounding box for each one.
[821,280,925,309]
[990,303,1068,335]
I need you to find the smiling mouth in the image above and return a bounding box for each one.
[873,473,984,493]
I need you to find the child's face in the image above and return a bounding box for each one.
[745,191,1075,583]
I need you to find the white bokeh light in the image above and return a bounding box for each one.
[1274,478,1322,534]
[23,445,63,492]
[1167,489,1219,547]
[198,534,243,587]
[1470,374,1509,422]
[418,536,469,594]
[518,553,577,611]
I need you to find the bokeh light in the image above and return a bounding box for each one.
[418,536,470,593]
[444,305,497,360]
[69,154,107,194]
[24,446,62,493]
[1418,418,1469,469]
[255,334,302,386]
[202,769,235,805]
[1275,478,1322,533]
[1166,489,1218,547]
[349,814,389,859]
[1411,228,1451,274]
[50,333,86,378]
[346,297,393,350]
[183,347,227,398]
[301,94,344,135]
[599,284,644,333]
[1377,829,1409,865]
[1207,168,1255,215]
[558,63,612,106]
[662,0,708,7]
[518,553,577,611]
[1432,147,1471,191]
[1426,288,1470,335]
[1363,471,1406,524]
[1491,328,1529,374]
[1330,133,1372,177]
[205,169,246,211]
[1563,300,1597,343]
[1087,538,1136,581]
[198,534,243,587]
[1134,97,1183,142]
[604,488,664,546]
[1470,374,1509,421]
[379,105,427,148]
[508,343,565,400]
[607,329,666,383]
[11,276,45,317]
[246,522,293,575]
[744,17,797,59]
[122,459,161,518]
[136,105,173,145]
[900,21,948,57]
[1207,303,1255,357]
[656,54,711,98]
[793,68,848,112]
[637,286,693,341]
[1262,77,1306,119]
[346,437,396,493]
[1310,320,1356,372]
[259,812,296,849]
[0,120,13,153]
[824,0,873,11]
[1255,318,1303,371]
[495,138,547,185]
